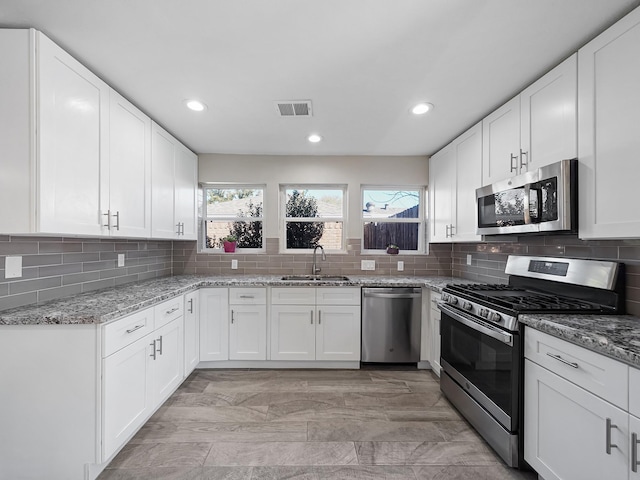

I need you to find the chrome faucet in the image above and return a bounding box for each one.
[312,244,326,275]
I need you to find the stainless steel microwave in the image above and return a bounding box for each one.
[476,159,577,235]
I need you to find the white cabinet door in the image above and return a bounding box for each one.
[270,305,316,360]
[428,146,455,243]
[229,305,267,360]
[315,305,360,361]
[199,288,229,361]
[453,122,482,242]
[521,54,577,172]
[174,143,198,240]
[108,90,151,238]
[151,122,177,238]
[152,318,184,405]
[631,414,640,479]
[482,96,520,185]
[578,7,640,239]
[184,291,199,376]
[37,31,109,235]
[524,359,629,480]
[102,332,153,461]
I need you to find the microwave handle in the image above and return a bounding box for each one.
[523,184,532,224]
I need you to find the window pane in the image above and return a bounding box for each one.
[207,188,263,218]
[285,189,343,218]
[362,189,420,219]
[286,221,342,250]
[205,220,263,248]
[363,222,419,250]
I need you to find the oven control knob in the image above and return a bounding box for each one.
[479,308,489,318]
[449,296,458,305]
[489,312,502,323]
[462,301,472,311]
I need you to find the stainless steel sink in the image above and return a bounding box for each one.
[281,275,350,282]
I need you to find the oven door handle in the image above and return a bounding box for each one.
[438,303,514,346]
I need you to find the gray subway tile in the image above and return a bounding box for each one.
[0,292,38,311]
[83,242,116,253]
[22,254,63,267]
[63,252,100,264]
[83,260,117,272]
[9,276,61,295]
[82,278,116,292]
[39,242,83,253]
[0,284,8,296]
[0,241,39,255]
[37,284,82,303]
[62,271,101,285]
[39,263,83,277]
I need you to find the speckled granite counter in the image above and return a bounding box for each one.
[0,274,473,326]
[520,314,640,368]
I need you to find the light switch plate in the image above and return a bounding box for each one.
[5,256,22,279]
[361,260,375,271]
[467,254,472,265]
[397,261,404,272]
[117,254,125,267]
[231,259,238,270]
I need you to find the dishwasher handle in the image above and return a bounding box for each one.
[363,292,421,299]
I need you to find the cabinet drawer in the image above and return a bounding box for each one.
[271,287,315,305]
[229,287,266,305]
[154,296,184,329]
[103,308,154,357]
[525,327,628,409]
[630,367,640,418]
[316,287,361,306]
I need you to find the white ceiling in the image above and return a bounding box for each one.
[1,0,639,156]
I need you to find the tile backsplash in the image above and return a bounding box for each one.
[0,236,172,311]
[452,234,640,316]
[173,238,453,278]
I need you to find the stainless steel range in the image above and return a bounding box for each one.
[438,255,625,468]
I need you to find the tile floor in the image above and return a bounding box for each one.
[98,368,539,480]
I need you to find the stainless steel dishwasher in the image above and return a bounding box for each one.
[361,287,422,363]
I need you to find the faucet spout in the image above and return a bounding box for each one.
[312,244,326,275]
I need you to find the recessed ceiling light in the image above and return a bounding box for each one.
[185,100,207,112]
[411,102,433,115]
[307,134,322,143]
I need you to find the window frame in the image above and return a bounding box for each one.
[360,185,427,255]
[279,184,348,253]
[201,183,266,254]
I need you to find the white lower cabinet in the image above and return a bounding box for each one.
[524,327,638,480]
[184,290,199,375]
[430,291,442,376]
[151,318,184,403]
[229,304,267,360]
[199,288,229,361]
[270,287,360,362]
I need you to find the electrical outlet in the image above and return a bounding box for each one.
[397,260,404,272]
[467,254,472,265]
[5,256,22,279]
[117,254,125,267]
[361,260,376,271]
[231,259,238,270]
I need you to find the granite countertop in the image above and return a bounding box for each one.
[520,313,640,368]
[0,274,472,326]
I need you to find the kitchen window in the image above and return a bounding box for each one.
[361,186,426,254]
[202,185,265,252]
[280,185,346,252]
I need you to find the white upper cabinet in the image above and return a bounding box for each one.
[482,54,577,185]
[151,122,198,240]
[429,123,482,243]
[578,6,640,239]
[107,90,152,237]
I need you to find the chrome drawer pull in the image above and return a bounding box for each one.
[125,324,144,334]
[310,311,313,325]
[150,340,157,360]
[239,295,255,299]
[606,418,619,454]
[632,432,639,472]
[156,335,163,355]
[165,306,180,315]
[231,310,234,324]
[318,310,322,325]
[188,298,194,314]
[546,352,579,369]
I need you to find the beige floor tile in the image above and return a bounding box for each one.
[150,405,269,423]
[308,420,446,442]
[108,443,212,468]
[355,441,501,466]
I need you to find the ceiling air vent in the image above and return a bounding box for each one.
[275,100,313,117]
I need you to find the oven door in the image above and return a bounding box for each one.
[439,303,520,431]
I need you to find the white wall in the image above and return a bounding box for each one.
[198,154,429,238]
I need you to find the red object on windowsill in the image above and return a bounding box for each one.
[223,241,236,253]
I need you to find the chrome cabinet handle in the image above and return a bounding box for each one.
[176,223,182,235]
[449,224,455,236]
[445,224,451,238]
[156,335,163,355]
[510,153,518,172]
[546,352,579,369]
[310,310,314,325]
[519,149,528,169]
[150,339,157,360]
[188,298,194,314]
[231,310,234,324]
[318,310,322,325]
[102,210,111,229]
[165,306,180,315]
[126,324,144,334]
[632,432,640,472]
[239,295,255,299]
[606,418,619,454]
[112,211,120,231]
